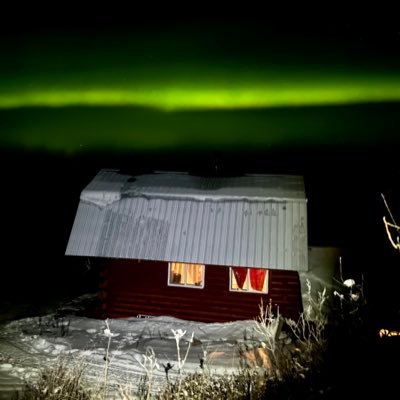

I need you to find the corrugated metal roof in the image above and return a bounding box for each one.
[66,169,308,271]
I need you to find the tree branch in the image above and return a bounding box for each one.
[383,215,400,251]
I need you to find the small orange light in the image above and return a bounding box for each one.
[379,328,400,338]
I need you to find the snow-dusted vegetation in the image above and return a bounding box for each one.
[0,277,384,399]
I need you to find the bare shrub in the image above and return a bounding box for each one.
[158,369,268,400]
[382,193,400,251]
[251,280,329,387]
[136,347,160,400]
[285,279,328,371]
[14,356,97,400]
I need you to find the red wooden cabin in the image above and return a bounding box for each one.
[66,169,307,322]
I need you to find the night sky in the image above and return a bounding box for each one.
[1,13,400,324]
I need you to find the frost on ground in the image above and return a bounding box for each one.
[0,293,267,397]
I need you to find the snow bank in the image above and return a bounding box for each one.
[0,307,268,397]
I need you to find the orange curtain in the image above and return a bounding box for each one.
[250,268,266,291]
[170,263,184,284]
[187,264,203,285]
[233,267,247,289]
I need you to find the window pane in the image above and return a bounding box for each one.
[170,262,184,284]
[186,263,204,286]
[232,267,247,289]
[250,268,267,291]
[230,267,268,293]
[169,262,204,288]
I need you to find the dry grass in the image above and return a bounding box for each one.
[13,356,99,400]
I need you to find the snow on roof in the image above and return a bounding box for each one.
[66,169,308,271]
[81,169,306,206]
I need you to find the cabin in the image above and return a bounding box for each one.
[65,169,309,323]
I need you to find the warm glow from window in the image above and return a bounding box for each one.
[230,267,268,293]
[168,262,205,288]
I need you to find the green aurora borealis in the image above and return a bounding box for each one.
[1,25,400,153]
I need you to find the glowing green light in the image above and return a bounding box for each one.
[2,80,400,110]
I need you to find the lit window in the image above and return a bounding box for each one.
[230,267,268,293]
[168,262,205,288]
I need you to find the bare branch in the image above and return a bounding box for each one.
[381,193,398,226]
[383,216,400,251]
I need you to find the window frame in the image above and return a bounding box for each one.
[168,262,205,289]
[229,267,269,294]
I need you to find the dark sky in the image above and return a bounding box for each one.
[1,13,400,319]
[2,14,400,151]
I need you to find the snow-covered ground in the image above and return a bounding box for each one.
[0,293,268,398]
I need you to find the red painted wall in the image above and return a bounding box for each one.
[97,259,303,323]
